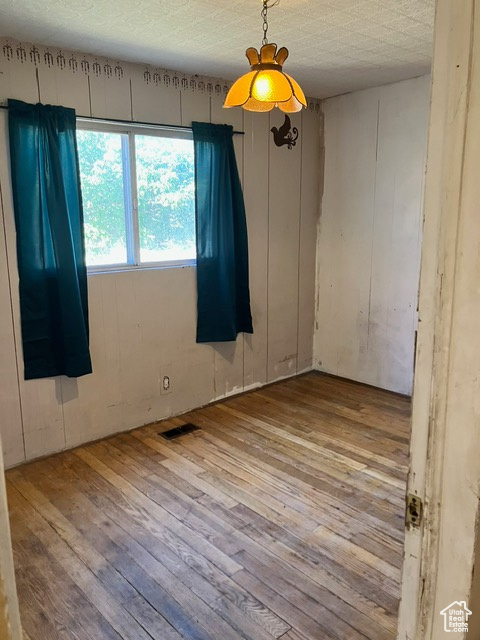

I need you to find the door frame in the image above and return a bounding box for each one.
[398,1,480,638]
[0,436,22,639]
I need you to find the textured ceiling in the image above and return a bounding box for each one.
[0,0,435,98]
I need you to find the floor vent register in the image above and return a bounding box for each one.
[159,423,201,440]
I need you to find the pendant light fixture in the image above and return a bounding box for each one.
[224,0,307,113]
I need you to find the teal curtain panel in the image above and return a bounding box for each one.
[192,122,253,343]
[8,99,92,380]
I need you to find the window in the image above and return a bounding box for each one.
[76,119,196,270]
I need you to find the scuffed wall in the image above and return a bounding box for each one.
[314,75,430,395]
[0,38,322,467]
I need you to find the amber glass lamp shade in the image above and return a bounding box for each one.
[224,43,307,113]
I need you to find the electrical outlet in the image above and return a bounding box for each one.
[161,375,172,395]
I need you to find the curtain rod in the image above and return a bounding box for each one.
[0,105,245,135]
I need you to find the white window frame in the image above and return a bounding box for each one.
[76,117,196,274]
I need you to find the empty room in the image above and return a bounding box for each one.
[1,1,480,639]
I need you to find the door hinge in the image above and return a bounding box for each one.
[406,493,423,528]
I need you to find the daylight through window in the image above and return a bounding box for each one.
[76,120,196,270]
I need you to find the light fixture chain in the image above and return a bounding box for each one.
[261,0,280,46]
[262,0,269,45]
[225,0,305,113]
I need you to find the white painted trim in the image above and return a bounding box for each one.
[0,438,22,639]
[398,1,480,638]
[87,259,196,275]
[122,133,136,265]
[127,131,141,266]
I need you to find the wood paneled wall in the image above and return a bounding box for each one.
[0,38,322,468]
[314,75,430,395]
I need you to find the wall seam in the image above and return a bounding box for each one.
[241,107,246,391]
[0,159,26,462]
[296,110,304,374]
[129,78,133,120]
[87,76,92,117]
[266,111,271,383]
[366,96,381,355]
[35,67,41,102]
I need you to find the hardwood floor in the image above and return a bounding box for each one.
[6,372,411,640]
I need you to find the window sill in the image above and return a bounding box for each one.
[87,259,196,276]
